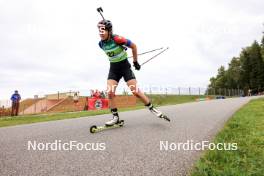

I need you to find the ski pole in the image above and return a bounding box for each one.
[127,47,164,58]
[97,7,105,20]
[140,47,169,66]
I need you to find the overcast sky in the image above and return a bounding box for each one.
[0,0,263,100]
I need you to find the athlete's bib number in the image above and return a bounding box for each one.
[107,51,115,57]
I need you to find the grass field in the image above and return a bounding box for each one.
[191,98,264,176]
[0,95,210,128]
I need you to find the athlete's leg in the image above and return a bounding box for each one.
[124,69,170,121]
[127,79,165,118]
[107,79,118,109]
[126,79,150,105]
[106,79,119,126]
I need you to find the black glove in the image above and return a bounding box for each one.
[133,61,141,70]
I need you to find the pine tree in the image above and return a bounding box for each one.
[247,41,264,93]
[261,35,264,61]
[226,57,241,89]
[215,66,227,88]
[240,48,251,89]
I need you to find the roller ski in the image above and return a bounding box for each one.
[90,120,124,134]
[90,113,124,133]
[147,104,170,122]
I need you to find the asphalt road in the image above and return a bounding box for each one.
[0,97,259,176]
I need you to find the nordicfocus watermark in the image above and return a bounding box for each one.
[27,140,106,151]
[160,140,237,151]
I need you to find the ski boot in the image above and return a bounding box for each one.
[148,104,170,122]
[105,115,120,126]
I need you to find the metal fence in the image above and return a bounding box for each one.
[122,87,244,97]
[205,88,244,97]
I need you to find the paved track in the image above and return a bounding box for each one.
[0,97,259,176]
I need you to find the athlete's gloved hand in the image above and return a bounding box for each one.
[133,61,141,70]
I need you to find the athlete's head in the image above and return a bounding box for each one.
[98,20,112,41]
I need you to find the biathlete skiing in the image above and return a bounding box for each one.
[97,19,170,127]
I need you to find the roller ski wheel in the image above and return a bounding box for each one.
[159,114,170,122]
[90,125,97,133]
[90,120,124,134]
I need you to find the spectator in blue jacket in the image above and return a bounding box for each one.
[10,90,21,116]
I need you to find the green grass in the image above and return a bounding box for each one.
[191,98,264,176]
[0,95,209,128]
[143,94,211,106]
[0,106,144,128]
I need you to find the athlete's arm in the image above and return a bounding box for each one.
[114,35,138,62]
[113,35,140,70]
[130,43,141,70]
[129,43,138,63]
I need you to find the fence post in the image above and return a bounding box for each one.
[189,87,191,95]
[178,87,180,95]
[199,87,200,96]
[34,102,36,114]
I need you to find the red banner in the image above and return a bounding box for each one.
[87,97,109,110]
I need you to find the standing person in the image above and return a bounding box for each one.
[97,20,170,126]
[248,89,252,96]
[73,92,79,103]
[10,90,21,116]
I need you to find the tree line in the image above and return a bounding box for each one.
[208,33,264,95]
